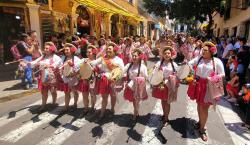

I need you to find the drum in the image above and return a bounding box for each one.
[149,69,164,86]
[79,62,93,79]
[176,64,190,79]
[63,63,73,77]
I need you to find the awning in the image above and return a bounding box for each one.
[75,0,143,21]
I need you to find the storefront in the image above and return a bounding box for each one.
[0,6,26,62]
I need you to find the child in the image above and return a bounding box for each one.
[226,71,239,102]
[242,84,250,129]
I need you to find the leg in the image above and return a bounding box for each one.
[64,92,71,110]
[161,100,167,118]
[40,89,49,110]
[100,94,108,117]
[50,86,57,104]
[73,89,79,108]
[199,103,210,141]
[164,102,171,121]
[110,91,117,113]
[82,92,89,109]
[132,99,139,120]
[90,90,96,109]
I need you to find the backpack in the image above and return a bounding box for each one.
[10,44,22,60]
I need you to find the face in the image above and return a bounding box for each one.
[44,44,51,55]
[26,36,32,45]
[30,32,37,40]
[64,47,71,57]
[106,46,114,57]
[132,52,140,63]
[202,46,212,59]
[163,49,171,61]
[86,48,93,58]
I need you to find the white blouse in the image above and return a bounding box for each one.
[188,57,225,78]
[124,63,148,80]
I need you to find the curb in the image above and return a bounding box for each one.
[0,89,39,103]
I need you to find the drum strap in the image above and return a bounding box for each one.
[102,57,117,71]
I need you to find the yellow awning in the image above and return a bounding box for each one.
[75,0,143,21]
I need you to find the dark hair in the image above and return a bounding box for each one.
[27,30,36,36]
[19,33,29,41]
[239,37,247,44]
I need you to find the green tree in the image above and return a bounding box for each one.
[143,0,226,37]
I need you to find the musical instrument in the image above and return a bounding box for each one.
[176,64,190,80]
[79,62,93,79]
[5,59,24,65]
[62,63,73,77]
[110,67,123,82]
[149,69,164,86]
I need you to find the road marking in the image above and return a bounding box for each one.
[94,101,133,145]
[0,96,82,143]
[140,100,162,145]
[0,92,65,128]
[36,97,102,145]
[217,99,250,145]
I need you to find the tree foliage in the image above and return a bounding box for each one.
[142,0,168,17]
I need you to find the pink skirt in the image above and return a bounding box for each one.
[152,85,168,100]
[57,82,70,93]
[187,77,211,105]
[78,79,89,92]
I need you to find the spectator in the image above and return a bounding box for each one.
[226,71,239,102]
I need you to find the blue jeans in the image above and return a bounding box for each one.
[22,56,33,87]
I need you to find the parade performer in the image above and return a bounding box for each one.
[187,42,225,141]
[58,43,81,112]
[89,42,124,119]
[29,42,62,111]
[78,45,98,115]
[138,37,151,65]
[122,37,134,65]
[123,48,148,121]
[151,46,179,126]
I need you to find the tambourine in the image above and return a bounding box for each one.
[176,64,190,79]
[149,69,164,86]
[110,67,123,82]
[79,62,93,79]
[63,63,73,77]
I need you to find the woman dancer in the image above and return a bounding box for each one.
[78,45,98,115]
[59,43,81,112]
[187,42,225,141]
[89,42,124,119]
[123,48,148,121]
[151,46,179,126]
[29,42,62,111]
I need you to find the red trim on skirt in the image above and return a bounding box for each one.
[38,78,56,91]
[124,86,148,102]
[152,85,168,100]
[78,79,89,92]
[187,77,212,105]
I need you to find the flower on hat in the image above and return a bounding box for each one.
[139,54,144,60]
[70,46,77,54]
[209,46,217,55]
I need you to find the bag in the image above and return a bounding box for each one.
[206,76,224,103]
[10,45,22,60]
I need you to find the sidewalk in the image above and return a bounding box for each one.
[0,63,38,102]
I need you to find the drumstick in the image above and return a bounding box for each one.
[5,59,24,65]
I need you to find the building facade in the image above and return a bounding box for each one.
[0,0,163,62]
[213,0,250,40]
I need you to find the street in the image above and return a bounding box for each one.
[0,60,248,145]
